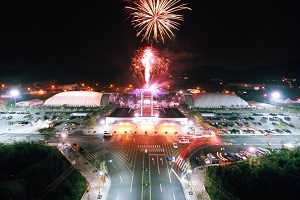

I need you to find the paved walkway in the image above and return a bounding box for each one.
[181,167,211,200]
[58,144,110,200]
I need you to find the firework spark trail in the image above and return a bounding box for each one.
[141,48,154,86]
[130,46,169,86]
[124,0,191,43]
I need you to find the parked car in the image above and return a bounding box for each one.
[179,138,190,144]
[63,127,71,131]
[103,132,112,137]
[72,143,79,150]
[79,147,85,152]
[173,142,178,148]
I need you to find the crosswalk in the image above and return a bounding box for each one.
[137,144,164,153]
[85,149,109,161]
[175,156,190,173]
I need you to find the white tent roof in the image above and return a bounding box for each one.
[282,98,293,103]
[192,93,249,108]
[44,91,104,107]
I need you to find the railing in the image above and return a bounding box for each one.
[38,166,75,199]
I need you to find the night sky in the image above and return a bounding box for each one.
[0,0,299,80]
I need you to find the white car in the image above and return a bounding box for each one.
[63,127,71,131]
[103,132,113,137]
[173,142,178,148]
[179,138,190,144]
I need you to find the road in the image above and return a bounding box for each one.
[68,134,186,200]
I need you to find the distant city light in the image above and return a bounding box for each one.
[271,91,280,99]
[10,89,19,97]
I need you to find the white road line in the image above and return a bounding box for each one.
[119,175,122,183]
[171,168,181,182]
[130,175,133,192]
[160,183,162,192]
[173,193,176,200]
[111,162,116,168]
[157,155,160,174]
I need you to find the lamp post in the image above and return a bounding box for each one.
[61,132,67,143]
[271,91,281,109]
[100,119,105,132]
[58,132,68,150]
[10,89,19,106]
[98,160,112,198]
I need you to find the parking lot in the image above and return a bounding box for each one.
[1,108,300,141]
[0,110,89,136]
[202,110,300,136]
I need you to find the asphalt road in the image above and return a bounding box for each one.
[63,133,187,200]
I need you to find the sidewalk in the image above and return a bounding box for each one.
[181,167,210,200]
[58,144,110,200]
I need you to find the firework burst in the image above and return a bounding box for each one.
[124,0,191,43]
[130,46,169,85]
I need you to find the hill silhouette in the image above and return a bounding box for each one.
[0,59,299,85]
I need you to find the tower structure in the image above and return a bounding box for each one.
[140,89,154,117]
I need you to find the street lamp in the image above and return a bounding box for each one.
[10,89,19,106]
[57,132,68,151]
[100,119,105,126]
[271,91,281,108]
[59,132,67,147]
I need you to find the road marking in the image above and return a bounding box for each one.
[160,183,162,192]
[111,162,116,168]
[119,175,122,183]
[157,156,160,174]
[130,175,133,192]
[173,193,176,200]
[117,193,119,200]
[171,168,181,182]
